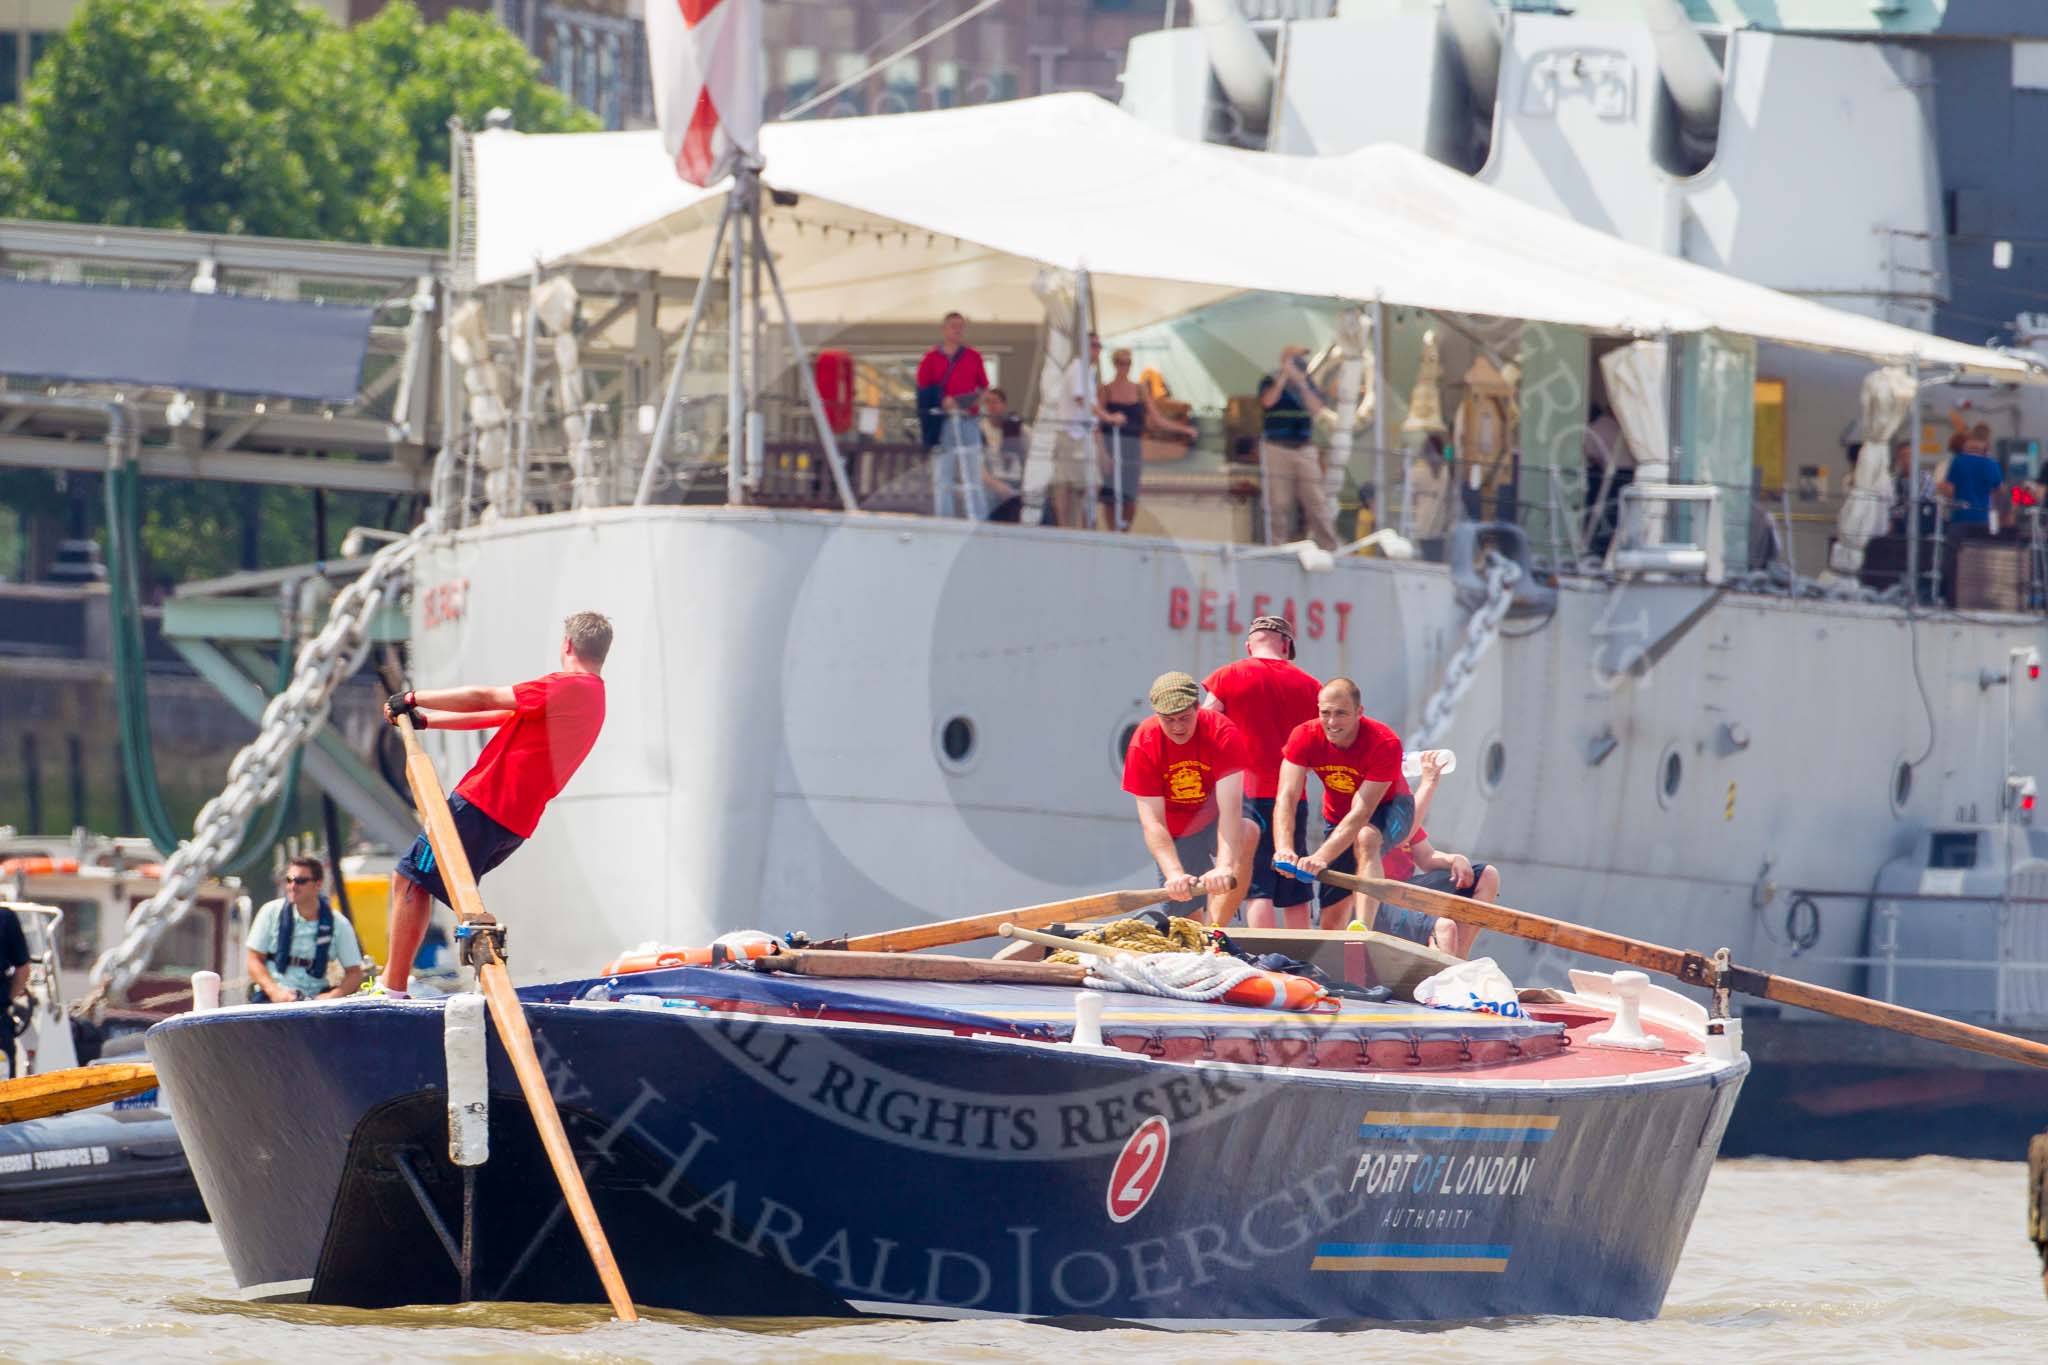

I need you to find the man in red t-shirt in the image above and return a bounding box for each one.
[1201,614,1321,928]
[1120,671,1256,927]
[374,611,612,995]
[916,311,993,519]
[1272,677,1416,931]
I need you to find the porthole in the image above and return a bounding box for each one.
[1892,760,1913,814]
[1482,739,1506,793]
[937,715,976,771]
[1115,722,1140,767]
[1658,747,1683,807]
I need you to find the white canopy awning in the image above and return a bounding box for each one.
[473,92,2041,381]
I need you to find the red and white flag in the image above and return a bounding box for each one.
[645,0,762,187]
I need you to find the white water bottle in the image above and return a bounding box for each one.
[1401,748,1457,782]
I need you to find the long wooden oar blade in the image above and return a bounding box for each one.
[1319,867,2048,1071]
[0,1061,158,1124]
[394,717,639,1324]
[845,878,1236,955]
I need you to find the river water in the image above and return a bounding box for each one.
[5,1158,2041,1363]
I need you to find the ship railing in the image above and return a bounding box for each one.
[1773,887,2048,1028]
[478,382,2046,617]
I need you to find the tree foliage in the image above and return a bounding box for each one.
[0,0,597,248]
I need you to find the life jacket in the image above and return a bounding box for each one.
[270,896,334,980]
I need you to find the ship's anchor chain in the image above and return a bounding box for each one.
[1407,549,1521,751]
[78,525,431,1015]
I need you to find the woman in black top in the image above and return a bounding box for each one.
[1098,347,1196,531]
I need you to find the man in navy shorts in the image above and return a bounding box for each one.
[1201,614,1322,928]
[1272,677,1416,932]
[376,611,611,996]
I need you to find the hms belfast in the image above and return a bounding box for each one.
[32,1,2048,1157]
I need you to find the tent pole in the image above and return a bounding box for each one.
[511,264,541,514]
[728,170,750,507]
[1907,356,1922,604]
[1077,269,1098,529]
[1371,297,1388,533]
[756,195,859,513]
[633,199,733,507]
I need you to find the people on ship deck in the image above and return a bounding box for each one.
[1097,346,1196,532]
[1271,678,1415,934]
[916,311,992,520]
[379,611,612,997]
[1121,671,1255,927]
[1257,345,1339,551]
[1200,615,1321,929]
[245,856,365,1003]
[1941,423,2004,533]
[978,387,1028,523]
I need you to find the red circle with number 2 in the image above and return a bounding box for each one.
[1106,1116,1171,1223]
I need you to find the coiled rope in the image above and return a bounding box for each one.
[1042,915,1209,964]
[1086,951,1265,1002]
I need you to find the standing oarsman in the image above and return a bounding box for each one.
[1121,671,1256,926]
[1272,677,1415,931]
[1201,615,1322,928]
[376,611,612,996]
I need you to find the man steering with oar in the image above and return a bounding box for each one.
[374,611,612,997]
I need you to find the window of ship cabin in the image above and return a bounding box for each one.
[52,899,97,970]
[139,897,218,976]
[1928,831,1979,870]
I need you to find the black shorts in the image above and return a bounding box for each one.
[1409,863,1491,898]
[393,793,524,909]
[1315,793,1418,909]
[1244,797,1313,908]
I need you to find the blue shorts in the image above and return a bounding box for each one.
[393,793,524,909]
[1315,792,1418,910]
[1245,797,1313,908]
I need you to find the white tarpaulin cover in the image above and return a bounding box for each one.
[473,93,2038,379]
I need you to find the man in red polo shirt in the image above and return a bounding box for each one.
[374,611,612,996]
[916,311,992,519]
[1202,614,1321,928]
[1272,677,1417,932]
[1121,670,1255,927]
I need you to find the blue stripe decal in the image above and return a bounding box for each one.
[1314,1243,1513,1259]
[1357,1124,1553,1142]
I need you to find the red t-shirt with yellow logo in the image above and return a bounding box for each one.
[1121,709,1249,837]
[1282,716,1403,827]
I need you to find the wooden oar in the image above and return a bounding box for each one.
[0,1061,158,1124]
[836,879,1235,955]
[394,717,638,1323]
[998,923,1135,960]
[1317,867,2048,1071]
[763,949,1088,986]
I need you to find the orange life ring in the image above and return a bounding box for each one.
[0,856,81,877]
[604,939,783,976]
[1221,968,1328,1011]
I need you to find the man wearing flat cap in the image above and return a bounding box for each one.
[1120,671,1255,926]
[1202,615,1322,928]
